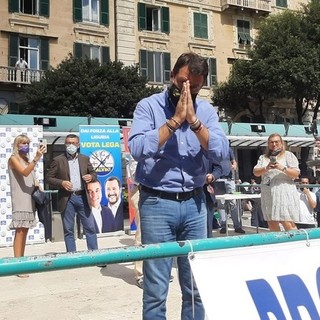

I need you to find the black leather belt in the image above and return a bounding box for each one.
[140,185,202,202]
[71,190,85,196]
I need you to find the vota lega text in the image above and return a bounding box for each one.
[81,142,120,148]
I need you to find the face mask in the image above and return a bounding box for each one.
[18,145,29,154]
[168,83,181,107]
[66,144,78,155]
[168,83,197,107]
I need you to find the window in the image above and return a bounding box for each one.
[140,50,170,84]
[203,58,217,87]
[74,43,110,64]
[276,0,287,7]
[193,13,208,39]
[237,20,253,45]
[74,0,109,26]
[9,34,49,70]
[9,0,50,17]
[138,3,170,33]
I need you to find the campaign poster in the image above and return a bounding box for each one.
[122,126,137,232]
[79,125,124,234]
[189,240,320,319]
[0,126,45,247]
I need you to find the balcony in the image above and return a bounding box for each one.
[221,0,271,13]
[0,66,45,86]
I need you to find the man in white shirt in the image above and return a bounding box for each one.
[296,176,317,229]
[15,58,28,82]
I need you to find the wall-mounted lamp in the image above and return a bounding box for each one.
[251,124,265,133]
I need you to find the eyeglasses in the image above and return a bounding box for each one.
[269,140,281,144]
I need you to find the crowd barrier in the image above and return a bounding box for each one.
[1,228,320,277]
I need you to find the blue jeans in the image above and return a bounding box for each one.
[62,194,98,252]
[216,179,241,229]
[140,189,207,320]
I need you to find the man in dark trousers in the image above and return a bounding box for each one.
[46,134,98,252]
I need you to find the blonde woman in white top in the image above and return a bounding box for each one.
[253,133,300,231]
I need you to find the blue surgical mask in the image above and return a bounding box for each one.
[18,145,29,154]
[66,144,78,155]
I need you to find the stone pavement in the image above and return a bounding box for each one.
[0,234,182,320]
[0,214,266,320]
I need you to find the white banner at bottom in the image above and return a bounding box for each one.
[189,239,320,320]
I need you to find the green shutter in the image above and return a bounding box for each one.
[194,13,201,38]
[39,0,50,17]
[73,0,82,22]
[201,14,208,39]
[161,7,170,34]
[101,0,109,26]
[9,34,19,67]
[9,0,19,13]
[102,46,110,63]
[74,43,83,58]
[140,50,147,78]
[40,38,49,70]
[194,13,208,39]
[210,58,217,86]
[163,52,171,82]
[138,3,146,30]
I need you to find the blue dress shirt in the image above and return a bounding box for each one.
[128,89,229,192]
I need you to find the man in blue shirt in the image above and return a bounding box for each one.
[128,52,229,320]
[215,148,245,234]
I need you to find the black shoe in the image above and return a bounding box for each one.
[97,264,107,268]
[234,228,246,234]
[136,278,143,289]
[219,227,226,234]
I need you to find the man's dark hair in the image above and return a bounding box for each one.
[65,134,79,140]
[105,176,122,188]
[172,52,208,78]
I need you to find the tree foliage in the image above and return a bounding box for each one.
[213,1,320,124]
[23,55,160,118]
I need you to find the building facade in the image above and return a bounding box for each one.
[0,0,308,114]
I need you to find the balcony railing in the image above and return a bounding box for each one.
[0,66,45,85]
[221,0,271,12]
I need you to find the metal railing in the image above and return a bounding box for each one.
[221,0,271,11]
[0,65,45,85]
[0,229,319,277]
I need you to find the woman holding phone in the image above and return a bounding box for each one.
[253,133,300,231]
[8,134,46,277]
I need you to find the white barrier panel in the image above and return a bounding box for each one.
[189,239,320,320]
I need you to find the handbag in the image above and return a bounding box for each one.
[32,187,50,206]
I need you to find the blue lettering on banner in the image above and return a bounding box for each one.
[246,272,320,319]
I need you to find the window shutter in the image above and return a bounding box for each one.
[201,14,208,39]
[210,58,217,86]
[138,3,146,30]
[194,13,200,37]
[9,34,19,67]
[101,0,109,26]
[39,0,50,17]
[40,38,49,70]
[74,43,83,58]
[102,46,110,63]
[9,0,19,12]
[161,7,170,34]
[73,0,82,22]
[163,52,171,82]
[140,50,148,78]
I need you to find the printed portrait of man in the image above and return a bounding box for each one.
[104,176,124,231]
[87,180,117,233]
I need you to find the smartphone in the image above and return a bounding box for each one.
[39,138,47,153]
[269,156,277,164]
